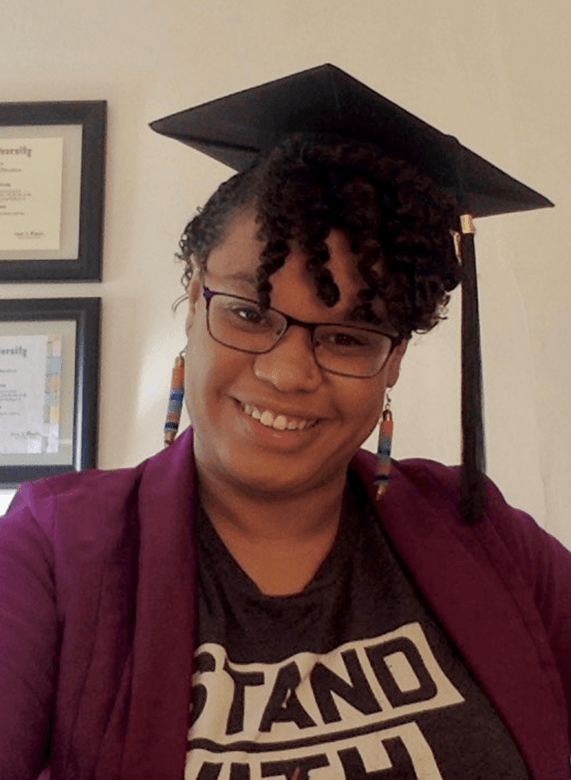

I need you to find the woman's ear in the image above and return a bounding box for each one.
[386,339,408,388]
[185,275,202,334]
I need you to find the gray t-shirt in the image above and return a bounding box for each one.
[185,473,530,780]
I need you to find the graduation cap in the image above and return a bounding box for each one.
[151,64,553,522]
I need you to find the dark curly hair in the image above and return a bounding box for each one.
[177,135,461,338]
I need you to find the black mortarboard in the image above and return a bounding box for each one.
[151,64,553,522]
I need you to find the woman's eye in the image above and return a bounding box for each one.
[236,306,262,322]
[326,330,368,348]
[335,333,362,346]
[228,305,269,326]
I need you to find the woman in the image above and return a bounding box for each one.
[179,140,438,597]
[1,116,570,780]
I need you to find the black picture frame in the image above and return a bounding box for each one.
[0,101,106,282]
[0,297,101,488]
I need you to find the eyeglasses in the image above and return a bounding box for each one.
[202,286,402,378]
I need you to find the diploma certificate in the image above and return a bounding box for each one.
[0,136,64,251]
[0,334,62,455]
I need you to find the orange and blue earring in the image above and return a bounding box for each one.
[164,351,185,446]
[374,394,393,499]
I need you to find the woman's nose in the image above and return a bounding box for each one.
[253,326,323,393]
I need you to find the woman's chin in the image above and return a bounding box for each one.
[200,442,345,499]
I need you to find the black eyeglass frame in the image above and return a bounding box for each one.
[202,285,403,378]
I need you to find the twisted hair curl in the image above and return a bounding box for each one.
[178,135,461,338]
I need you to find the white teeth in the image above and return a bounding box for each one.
[273,415,288,431]
[242,403,315,431]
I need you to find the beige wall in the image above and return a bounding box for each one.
[1,0,570,549]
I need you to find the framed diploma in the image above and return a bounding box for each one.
[0,101,106,282]
[0,298,100,487]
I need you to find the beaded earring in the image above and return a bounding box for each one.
[164,351,185,446]
[374,393,393,499]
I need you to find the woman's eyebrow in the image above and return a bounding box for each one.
[205,270,259,296]
[223,271,258,287]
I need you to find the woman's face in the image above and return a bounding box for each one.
[184,210,407,498]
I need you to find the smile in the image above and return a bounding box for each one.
[242,403,318,431]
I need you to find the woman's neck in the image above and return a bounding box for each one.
[197,471,347,596]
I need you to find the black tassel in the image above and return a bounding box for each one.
[460,223,486,524]
[447,135,486,524]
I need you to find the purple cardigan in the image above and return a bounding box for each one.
[0,428,570,780]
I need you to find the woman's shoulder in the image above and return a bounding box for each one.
[353,447,525,513]
[351,448,549,545]
[4,429,195,549]
[11,428,195,520]
[352,448,571,576]
[11,460,146,524]
[352,448,462,505]
[0,466,147,578]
